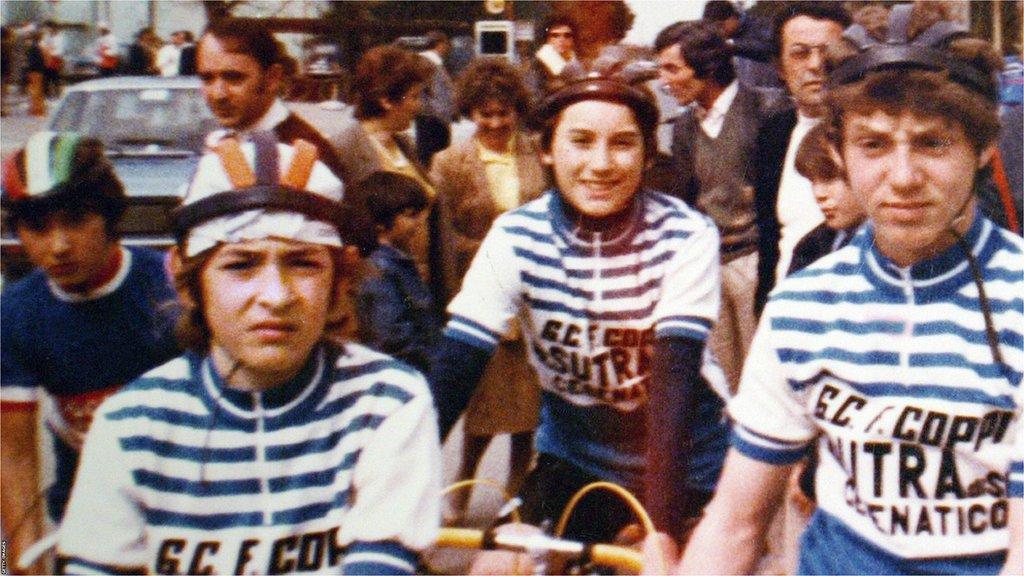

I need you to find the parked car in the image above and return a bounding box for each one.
[2,76,218,281]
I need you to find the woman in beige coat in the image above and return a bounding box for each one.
[431,58,548,520]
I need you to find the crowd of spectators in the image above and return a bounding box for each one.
[1,2,1022,574]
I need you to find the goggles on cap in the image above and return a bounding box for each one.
[172,131,346,257]
[828,4,998,102]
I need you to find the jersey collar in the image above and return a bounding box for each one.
[199,344,327,419]
[48,246,132,303]
[861,212,992,293]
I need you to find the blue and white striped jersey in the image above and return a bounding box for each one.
[445,190,728,492]
[730,215,1024,573]
[57,343,441,575]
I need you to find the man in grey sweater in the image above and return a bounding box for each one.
[655,21,783,391]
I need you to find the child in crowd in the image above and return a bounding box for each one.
[354,171,439,375]
[788,122,867,276]
[57,135,441,575]
[769,121,868,574]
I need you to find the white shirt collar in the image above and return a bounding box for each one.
[536,43,573,76]
[244,99,290,135]
[420,50,443,67]
[698,80,739,138]
[796,110,820,128]
[204,99,290,147]
[48,246,132,303]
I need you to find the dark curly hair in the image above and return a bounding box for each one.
[455,57,531,119]
[771,2,851,59]
[542,14,578,41]
[350,45,434,120]
[653,21,736,87]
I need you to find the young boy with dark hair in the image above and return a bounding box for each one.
[787,122,866,275]
[1,132,180,573]
[354,171,438,374]
[646,4,1023,574]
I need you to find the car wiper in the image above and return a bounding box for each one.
[112,137,176,147]
[105,137,195,158]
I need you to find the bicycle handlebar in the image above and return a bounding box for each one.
[435,526,643,574]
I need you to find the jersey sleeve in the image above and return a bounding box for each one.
[727,306,817,465]
[340,383,442,575]
[443,223,523,353]
[652,220,721,342]
[1,292,40,409]
[57,402,147,574]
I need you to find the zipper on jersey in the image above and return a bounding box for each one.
[254,392,272,526]
[593,232,603,311]
[897,268,915,374]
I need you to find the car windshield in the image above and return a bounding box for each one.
[50,87,218,153]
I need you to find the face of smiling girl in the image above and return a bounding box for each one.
[543,100,645,218]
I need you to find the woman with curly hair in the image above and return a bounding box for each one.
[430,57,548,521]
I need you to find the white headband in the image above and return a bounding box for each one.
[180,138,344,257]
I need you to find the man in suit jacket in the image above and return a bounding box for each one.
[752,2,849,315]
[655,21,782,391]
[196,19,342,177]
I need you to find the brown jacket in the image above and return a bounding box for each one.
[430,132,548,435]
[430,133,549,282]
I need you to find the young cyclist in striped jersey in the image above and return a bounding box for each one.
[56,133,442,575]
[646,4,1023,574]
[429,62,730,544]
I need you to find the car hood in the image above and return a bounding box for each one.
[109,155,197,199]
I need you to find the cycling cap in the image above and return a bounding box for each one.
[2,131,125,213]
[172,131,345,257]
[535,69,659,136]
[829,3,998,101]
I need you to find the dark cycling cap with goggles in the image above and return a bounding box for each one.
[830,6,1009,373]
[827,3,999,102]
[171,131,347,257]
[534,69,660,136]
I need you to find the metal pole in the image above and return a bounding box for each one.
[992,0,1003,55]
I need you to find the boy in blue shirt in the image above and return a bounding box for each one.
[354,171,439,374]
[1,132,179,572]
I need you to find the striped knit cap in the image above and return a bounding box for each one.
[173,131,344,257]
[2,131,125,210]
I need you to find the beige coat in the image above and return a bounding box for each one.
[430,133,549,435]
[430,133,549,281]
